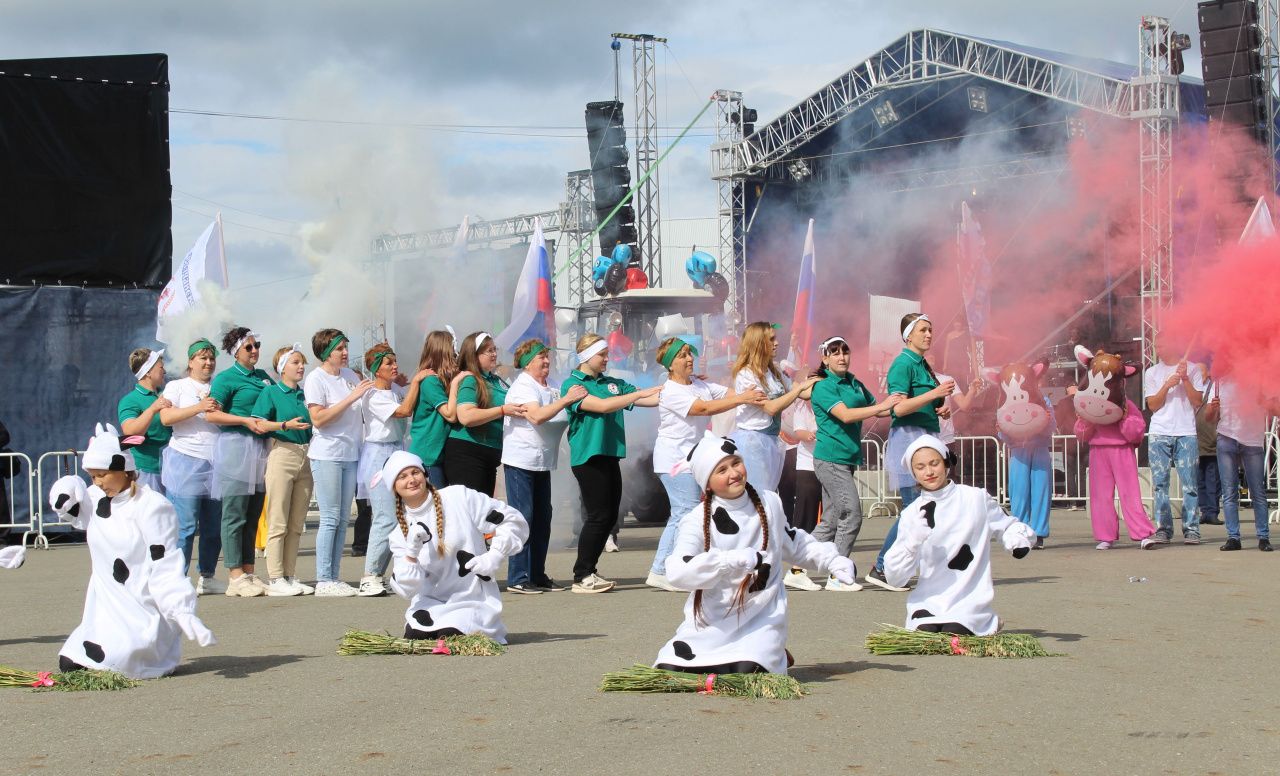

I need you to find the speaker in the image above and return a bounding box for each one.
[1197,0,1257,33]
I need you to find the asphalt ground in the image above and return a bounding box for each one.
[2,509,1277,775]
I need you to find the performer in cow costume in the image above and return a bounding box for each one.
[883,434,1036,635]
[1071,346,1158,549]
[653,432,855,674]
[379,451,529,643]
[984,361,1056,547]
[47,424,216,679]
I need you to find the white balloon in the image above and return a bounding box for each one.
[653,313,689,340]
[554,308,577,335]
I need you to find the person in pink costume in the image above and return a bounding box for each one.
[1071,346,1158,550]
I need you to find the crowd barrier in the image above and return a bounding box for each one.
[4,431,1278,546]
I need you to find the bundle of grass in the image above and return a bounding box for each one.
[864,624,1062,658]
[337,630,506,657]
[0,665,140,691]
[600,664,808,699]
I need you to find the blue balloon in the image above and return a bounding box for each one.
[685,250,717,288]
[592,255,613,284]
[611,243,633,263]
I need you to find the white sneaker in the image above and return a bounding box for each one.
[357,575,388,597]
[604,536,620,553]
[824,576,863,592]
[266,577,302,596]
[1095,541,1113,550]
[571,573,616,594]
[645,572,683,592]
[224,574,266,598]
[196,576,225,596]
[244,574,270,591]
[287,577,315,595]
[314,581,359,597]
[784,569,822,591]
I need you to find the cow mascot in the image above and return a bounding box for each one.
[984,360,1055,548]
[1071,347,1157,549]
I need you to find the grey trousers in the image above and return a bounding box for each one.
[812,459,864,559]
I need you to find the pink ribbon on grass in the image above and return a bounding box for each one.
[431,639,452,655]
[949,636,969,656]
[31,671,55,687]
[697,673,717,695]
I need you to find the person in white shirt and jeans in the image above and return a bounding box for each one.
[1207,374,1276,552]
[1142,341,1207,545]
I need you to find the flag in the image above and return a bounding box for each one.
[156,213,228,343]
[787,218,817,365]
[957,201,991,338]
[1239,197,1276,244]
[495,217,555,353]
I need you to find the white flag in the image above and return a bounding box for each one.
[1239,197,1276,244]
[156,213,229,343]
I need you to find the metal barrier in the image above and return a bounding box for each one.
[0,451,36,547]
[1266,429,1278,525]
[34,450,83,548]
[854,438,894,518]
[952,435,1005,505]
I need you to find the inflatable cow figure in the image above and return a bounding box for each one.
[983,361,1055,544]
[1071,347,1156,549]
[984,361,1052,442]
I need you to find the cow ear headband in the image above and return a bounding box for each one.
[82,423,143,472]
[578,339,608,364]
[133,349,164,381]
[276,343,304,376]
[901,314,931,343]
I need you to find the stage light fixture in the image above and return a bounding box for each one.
[872,101,899,128]
[1066,116,1087,139]
[787,159,812,182]
[967,86,988,113]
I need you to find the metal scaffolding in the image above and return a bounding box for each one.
[1261,0,1280,195]
[1134,16,1180,367]
[561,169,596,306]
[711,89,748,326]
[614,33,667,287]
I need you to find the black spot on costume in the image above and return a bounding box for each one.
[112,559,130,584]
[712,507,739,535]
[672,640,696,660]
[149,545,165,561]
[948,544,974,571]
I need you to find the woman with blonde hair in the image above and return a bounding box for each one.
[730,322,820,492]
[117,347,173,493]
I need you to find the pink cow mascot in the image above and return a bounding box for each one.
[1071,346,1156,549]
[983,361,1055,543]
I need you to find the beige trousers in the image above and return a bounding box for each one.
[263,439,313,580]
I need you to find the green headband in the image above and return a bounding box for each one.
[370,349,394,375]
[187,339,215,360]
[320,334,348,361]
[517,342,548,369]
[659,338,699,370]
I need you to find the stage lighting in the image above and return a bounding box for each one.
[787,159,812,182]
[872,101,899,128]
[1066,116,1087,139]
[967,86,988,113]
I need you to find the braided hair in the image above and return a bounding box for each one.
[394,480,449,558]
[692,483,770,628]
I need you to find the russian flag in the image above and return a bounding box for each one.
[496,217,556,353]
[787,218,817,366]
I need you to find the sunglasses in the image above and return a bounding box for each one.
[243,342,262,351]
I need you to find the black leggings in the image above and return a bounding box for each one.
[916,622,975,636]
[404,624,464,640]
[791,469,821,534]
[571,455,623,582]
[655,660,767,675]
[443,437,500,496]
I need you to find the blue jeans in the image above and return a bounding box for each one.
[876,486,920,571]
[171,494,222,577]
[652,471,702,575]
[1198,455,1221,522]
[1149,434,1200,537]
[505,466,552,586]
[363,480,398,578]
[1217,435,1270,541]
[311,459,357,582]
[426,465,446,488]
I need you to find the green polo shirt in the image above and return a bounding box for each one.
[117,385,173,474]
[887,348,940,432]
[210,362,274,436]
[409,375,451,466]
[251,383,313,444]
[562,369,638,466]
[811,371,875,466]
[448,372,509,449]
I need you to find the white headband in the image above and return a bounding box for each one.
[276,342,304,376]
[133,349,164,381]
[475,332,492,351]
[231,330,260,357]
[445,325,459,354]
[901,433,949,471]
[819,336,848,352]
[901,314,931,343]
[578,339,608,364]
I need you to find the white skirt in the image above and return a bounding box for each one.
[730,427,785,492]
[161,447,213,498]
[356,440,403,500]
[211,433,267,498]
[885,425,929,490]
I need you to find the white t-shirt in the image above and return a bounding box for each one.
[733,368,786,433]
[1144,361,1207,437]
[653,377,730,474]
[303,367,364,461]
[161,377,219,461]
[501,372,569,471]
[934,373,964,444]
[786,400,817,472]
[362,385,408,445]
[1216,378,1269,448]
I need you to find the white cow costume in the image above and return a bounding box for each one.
[48,424,215,679]
[883,434,1035,636]
[379,452,529,643]
[655,432,855,674]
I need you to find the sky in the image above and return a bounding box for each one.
[0,0,1211,312]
